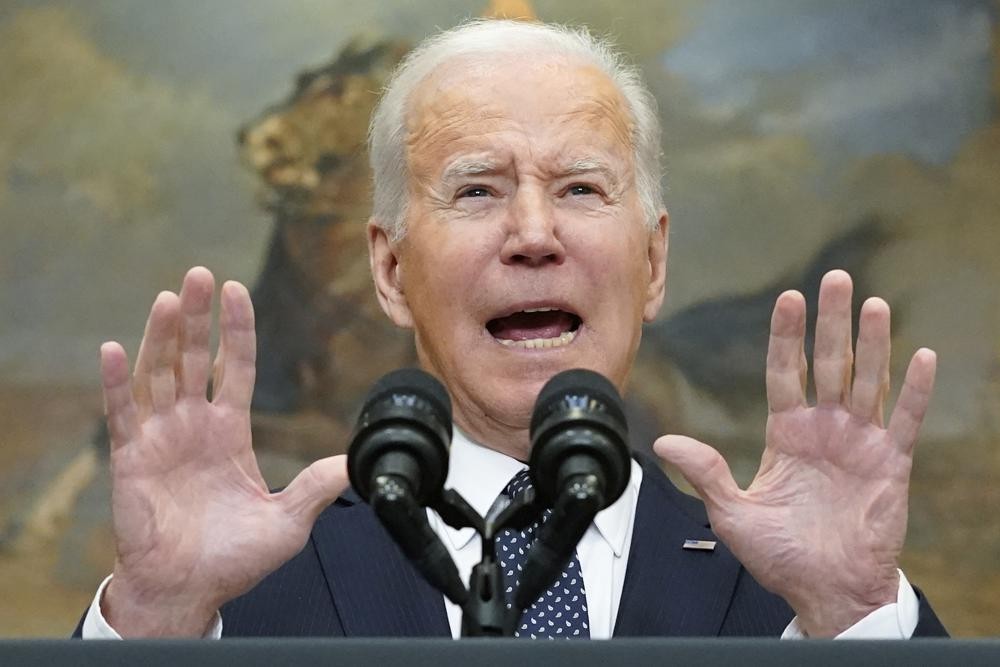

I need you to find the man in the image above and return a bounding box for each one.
[81,20,944,639]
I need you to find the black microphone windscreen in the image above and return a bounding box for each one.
[364,368,452,428]
[530,368,626,436]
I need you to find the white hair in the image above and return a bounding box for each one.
[368,19,664,240]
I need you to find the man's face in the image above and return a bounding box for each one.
[370,55,667,458]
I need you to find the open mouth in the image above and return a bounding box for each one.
[486,307,582,349]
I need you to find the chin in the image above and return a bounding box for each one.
[464,373,545,431]
[498,377,545,419]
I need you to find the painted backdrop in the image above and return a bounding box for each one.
[1,0,998,636]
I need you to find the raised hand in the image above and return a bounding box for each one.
[99,267,348,637]
[654,270,937,637]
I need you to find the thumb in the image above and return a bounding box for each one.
[279,454,349,523]
[653,435,740,509]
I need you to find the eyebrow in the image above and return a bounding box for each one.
[441,158,502,183]
[439,156,621,187]
[562,158,620,188]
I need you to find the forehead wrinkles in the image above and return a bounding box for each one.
[405,86,507,176]
[558,92,635,156]
[404,57,635,178]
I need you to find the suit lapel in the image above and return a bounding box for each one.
[312,493,451,637]
[613,456,742,637]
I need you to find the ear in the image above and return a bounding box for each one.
[642,209,669,323]
[367,219,414,329]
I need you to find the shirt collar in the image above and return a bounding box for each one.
[438,428,526,550]
[437,427,640,557]
[593,458,642,558]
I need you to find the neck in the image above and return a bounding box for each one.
[452,404,531,462]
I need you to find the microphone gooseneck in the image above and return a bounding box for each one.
[347,368,467,605]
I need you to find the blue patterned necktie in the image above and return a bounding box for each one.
[495,469,590,639]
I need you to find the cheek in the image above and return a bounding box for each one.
[573,232,651,326]
[402,232,497,323]
[580,231,648,288]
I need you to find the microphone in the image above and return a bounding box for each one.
[528,368,631,510]
[348,368,451,504]
[513,368,631,612]
[347,368,467,605]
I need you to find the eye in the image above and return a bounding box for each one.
[567,184,598,196]
[459,186,491,198]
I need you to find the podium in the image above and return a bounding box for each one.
[1,639,998,666]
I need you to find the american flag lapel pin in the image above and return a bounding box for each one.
[683,539,717,551]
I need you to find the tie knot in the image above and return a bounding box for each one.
[503,468,534,500]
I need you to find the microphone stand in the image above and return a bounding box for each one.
[369,471,605,636]
[429,487,546,637]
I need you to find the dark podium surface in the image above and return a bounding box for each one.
[1,639,998,666]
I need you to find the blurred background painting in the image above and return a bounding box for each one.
[1,0,998,636]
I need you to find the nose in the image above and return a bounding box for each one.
[500,187,565,267]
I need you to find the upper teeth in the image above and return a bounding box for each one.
[522,307,557,313]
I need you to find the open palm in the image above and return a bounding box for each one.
[655,270,936,637]
[100,268,348,636]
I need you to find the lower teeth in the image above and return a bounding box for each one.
[497,329,577,349]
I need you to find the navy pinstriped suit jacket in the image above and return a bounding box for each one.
[217,454,948,638]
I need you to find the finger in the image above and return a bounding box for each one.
[813,270,854,406]
[133,291,181,416]
[177,267,215,400]
[212,281,257,411]
[766,290,808,413]
[887,348,937,454]
[100,342,140,451]
[653,435,740,510]
[279,455,350,522]
[850,297,891,425]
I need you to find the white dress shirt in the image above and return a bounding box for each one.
[429,428,643,639]
[82,428,919,639]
